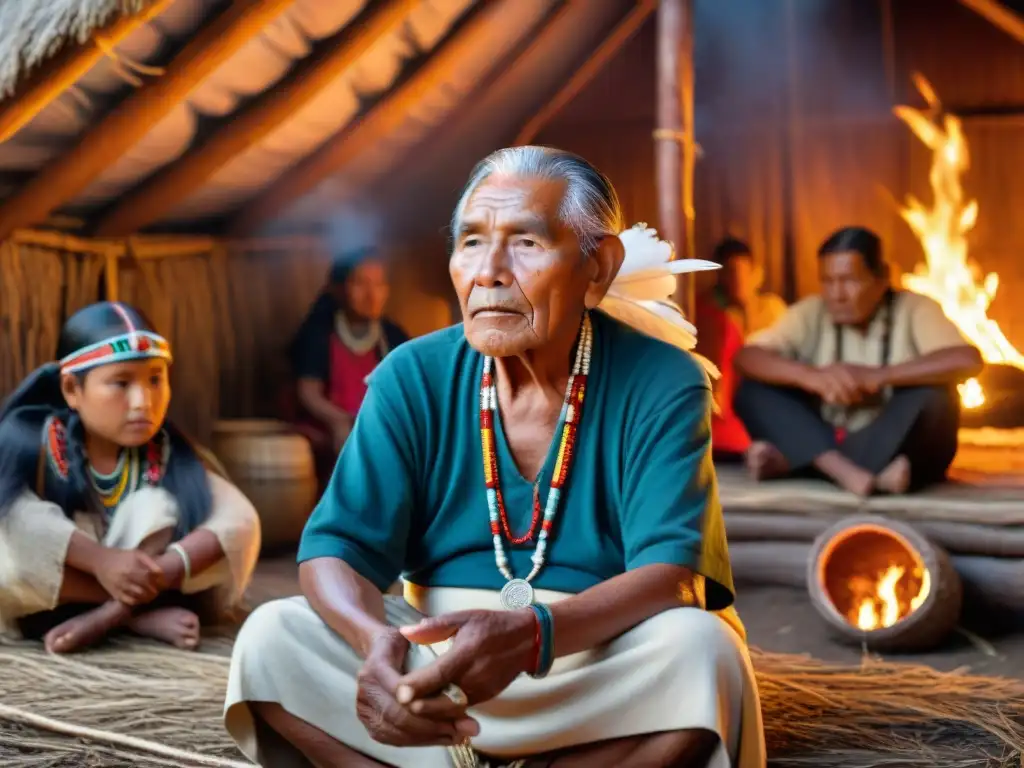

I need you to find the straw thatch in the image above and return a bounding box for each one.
[1,638,1024,768]
[0,0,154,98]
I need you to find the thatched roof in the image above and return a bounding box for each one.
[0,0,154,97]
[0,0,642,242]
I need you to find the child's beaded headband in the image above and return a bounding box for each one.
[58,304,173,375]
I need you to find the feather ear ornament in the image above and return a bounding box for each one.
[598,223,721,378]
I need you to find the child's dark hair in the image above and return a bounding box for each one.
[711,237,752,265]
[0,302,213,536]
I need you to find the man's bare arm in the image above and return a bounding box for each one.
[299,557,394,658]
[879,346,983,388]
[734,345,818,390]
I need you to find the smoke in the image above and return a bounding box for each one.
[694,0,891,131]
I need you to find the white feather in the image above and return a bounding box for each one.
[599,224,722,380]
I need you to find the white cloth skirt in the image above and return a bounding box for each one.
[224,587,766,768]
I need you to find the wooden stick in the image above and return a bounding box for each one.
[229,0,500,235]
[655,0,696,318]
[0,0,294,240]
[94,0,416,236]
[513,0,657,146]
[104,250,120,301]
[0,0,175,144]
[958,0,1024,44]
[0,702,251,768]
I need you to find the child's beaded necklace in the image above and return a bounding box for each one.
[478,313,592,610]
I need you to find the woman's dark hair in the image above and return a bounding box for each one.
[711,237,752,265]
[818,226,886,277]
[0,302,213,536]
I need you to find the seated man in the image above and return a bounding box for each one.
[711,238,787,338]
[734,226,983,496]
[224,147,765,768]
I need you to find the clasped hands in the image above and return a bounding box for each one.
[92,547,182,607]
[807,363,888,406]
[355,608,536,748]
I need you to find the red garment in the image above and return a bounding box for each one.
[327,335,380,415]
[695,299,750,455]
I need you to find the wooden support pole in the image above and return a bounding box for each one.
[655,0,696,318]
[0,0,294,241]
[514,0,657,146]
[104,249,120,301]
[0,0,175,145]
[94,0,415,236]
[229,2,501,235]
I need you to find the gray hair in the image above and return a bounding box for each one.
[451,146,625,255]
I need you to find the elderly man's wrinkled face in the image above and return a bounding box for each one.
[819,250,889,326]
[450,176,612,357]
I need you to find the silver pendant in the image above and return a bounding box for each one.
[499,579,535,610]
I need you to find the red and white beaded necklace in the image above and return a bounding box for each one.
[479,313,593,610]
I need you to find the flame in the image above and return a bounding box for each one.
[895,73,1023,408]
[851,564,931,631]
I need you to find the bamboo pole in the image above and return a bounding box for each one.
[94,0,416,237]
[0,0,175,144]
[654,0,696,318]
[228,1,500,235]
[0,0,295,241]
[514,0,657,146]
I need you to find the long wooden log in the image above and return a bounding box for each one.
[655,0,696,318]
[730,541,1024,615]
[725,512,1024,557]
[0,0,294,240]
[229,1,499,235]
[513,0,657,146]
[94,0,415,236]
[0,0,175,144]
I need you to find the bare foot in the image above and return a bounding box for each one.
[876,454,911,494]
[745,442,789,480]
[44,602,127,654]
[814,450,875,497]
[129,607,201,650]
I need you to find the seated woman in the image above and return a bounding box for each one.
[288,250,409,484]
[695,295,750,459]
[0,302,261,653]
[711,238,786,338]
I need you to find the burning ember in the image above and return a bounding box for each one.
[848,564,931,631]
[895,74,1024,407]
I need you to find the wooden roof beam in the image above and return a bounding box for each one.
[959,0,1024,45]
[94,0,416,237]
[0,0,294,241]
[0,0,176,145]
[229,1,506,235]
[514,0,657,146]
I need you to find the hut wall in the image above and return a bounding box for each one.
[530,0,1024,352]
[0,232,453,445]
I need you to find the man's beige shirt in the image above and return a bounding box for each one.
[746,291,971,431]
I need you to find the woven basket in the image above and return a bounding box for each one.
[807,515,963,652]
[211,419,318,552]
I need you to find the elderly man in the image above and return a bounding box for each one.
[224,147,765,768]
[734,226,983,496]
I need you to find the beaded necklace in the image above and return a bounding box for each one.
[85,434,169,513]
[479,313,593,610]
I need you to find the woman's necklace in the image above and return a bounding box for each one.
[479,313,593,610]
[335,312,384,356]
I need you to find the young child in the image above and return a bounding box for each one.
[0,301,260,653]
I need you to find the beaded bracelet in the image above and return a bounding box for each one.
[528,603,554,679]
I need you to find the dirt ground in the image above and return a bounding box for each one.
[249,556,1024,680]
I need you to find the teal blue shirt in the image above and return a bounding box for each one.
[298,310,736,610]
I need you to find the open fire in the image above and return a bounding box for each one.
[847,564,931,631]
[894,74,1023,408]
